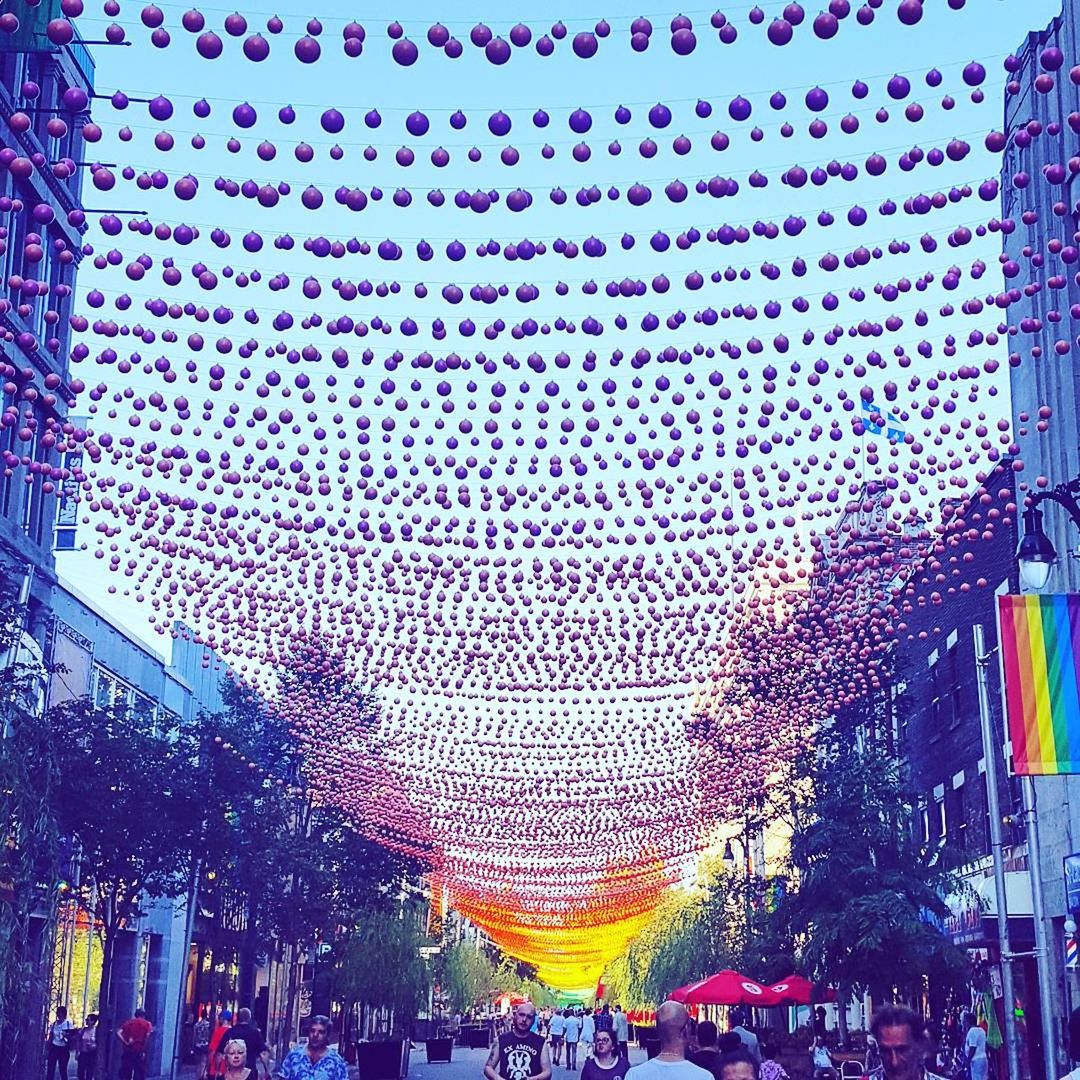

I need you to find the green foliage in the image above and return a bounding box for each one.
[603,863,767,1009]
[0,593,60,1078]
[776,726,968,1003]
[443,941,498,1013]
[47,696,203,930]
[333,901,430,1032]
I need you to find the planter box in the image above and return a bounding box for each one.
[426,1038,453,1063]
[356,1038,408,1080]
[460,1025,492,1049]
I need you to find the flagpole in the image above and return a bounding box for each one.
[974,624,1021,1080]
[1020,775,1061,1080]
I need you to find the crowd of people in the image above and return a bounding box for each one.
[43,1003,349,1080]
[485,1001,973,1080]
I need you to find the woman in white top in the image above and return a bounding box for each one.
[45,1006,74,1080]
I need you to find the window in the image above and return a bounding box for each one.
[920,800,931,845]
[948,645,962,729]
[93,667,117,710]
[937,797,947,842]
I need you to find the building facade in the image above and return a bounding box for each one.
[44,582,237,1079]
[0,14,92,631]
[1004,5,1080,1066]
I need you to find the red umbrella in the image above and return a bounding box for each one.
[668,979,705,1004]
[682,970,781,1007]
[767,975,815,1005]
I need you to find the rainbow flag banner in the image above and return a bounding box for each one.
[998,594,1080,775]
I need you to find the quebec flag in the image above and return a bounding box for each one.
[861,400,905,442]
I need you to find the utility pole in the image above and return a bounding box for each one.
[973,625,1020,1080]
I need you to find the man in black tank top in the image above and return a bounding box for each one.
[484,1004,552,1080]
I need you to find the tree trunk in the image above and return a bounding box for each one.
[95,923,117,1080]
[280,943,300,1059]
[837,986,850,1049]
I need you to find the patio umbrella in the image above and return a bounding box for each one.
[668,979,705,1003]
[767,975,815,1005]
[682,970,781,1007]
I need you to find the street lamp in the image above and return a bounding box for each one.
[1015,479,1080,591]
[1012,479,1080,1080]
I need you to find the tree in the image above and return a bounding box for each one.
[194,672,422,1055]
[602,861,767,1010]
[775,722,967,1040]
[333,900,431,1038]
[0,592,60,1080]
[45,698,204,1077]
[442,941,497,1014]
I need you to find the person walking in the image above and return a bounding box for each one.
[45,1006,74,1080]
[223,1038,254,1080]
[484,1002,552,1080]
[689,1021,724,1080]
[582,1010,596,1061]
[564,1010,583,1071]
[871,1005,946,1080]
[625,1001,712,1080]
[550,1008,566,1067]
[76,1015,98,1080]
[729,1012,760,1066]
[582,1029,629,1080]
[215,1007,270,1077]
[613,1008,629,1056]
[117,1008,154,1080]
[962,1015,987,1080]
[274,1015,347,1079]
[193,1010,211,1080]
[208,1010,234,1078]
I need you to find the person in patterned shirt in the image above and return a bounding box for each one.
[274,1016,347,1080]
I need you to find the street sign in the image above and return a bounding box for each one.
[1064,852,1080,915]
[419,945,441,956]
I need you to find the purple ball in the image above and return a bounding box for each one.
[648,102,672,127]
[569,108,592,133]
[887,74,911,99]
[671,28,696,53]
[243,34,269,60]
[470,23,492,46]
[488,111,511,136]
[573,31,598,57]
[963,60,986,85]
[149,94,173,121]
[631,16,652,35]
[897,0,923,25]
[294,35,320,62]
[406,110,429,136]
[631,31,649,51]
[768,18,792,45]
[196,30,222,57]
[486,37,510,64]
[510,22,531,46]
[232,102,257,127]
[805,86,829,111]
[427,23,449,46]
[321,108,344,133]
[182,8,205,32]
[391,38,417,65]
[728,96,751,121]
[813,11,838,37]
[535,35,553,55]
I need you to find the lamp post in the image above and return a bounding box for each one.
[1015,484,1080,1080]
[722,834,755,942]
